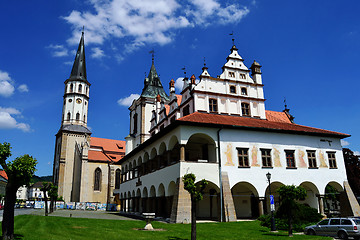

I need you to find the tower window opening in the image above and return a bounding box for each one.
[67,112,71,121]
[76,113,80,121]
[70,84,73,93]
[78,84,82,93]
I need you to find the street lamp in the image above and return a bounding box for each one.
[266,172,276,231]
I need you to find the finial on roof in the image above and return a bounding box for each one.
[82,26,85,34]
[229,31,235,46]
[284,97,288,110]
[204,57,206,67]
[149,49,155,64]
[190,75,196,84]
[283,97,295,123]
[169,79,175,88]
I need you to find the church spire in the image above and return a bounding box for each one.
[69,30,87,81]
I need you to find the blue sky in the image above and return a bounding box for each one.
[1,0,359,176]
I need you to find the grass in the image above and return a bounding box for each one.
[7,215,332,240]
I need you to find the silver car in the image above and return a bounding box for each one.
[304,218,360,239]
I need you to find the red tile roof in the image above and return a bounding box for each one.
[88,137,125,163]
[265,110,292,123]
[177,111,349,138]
[0,170,7,180]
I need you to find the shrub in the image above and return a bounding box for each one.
[258,203,322,232]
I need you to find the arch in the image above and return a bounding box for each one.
[115,169,121,189]
[299,181,320,210]
[159,142,167,155]
[167,181,176,196]
[186,133,217,163]
[70,83,73,92]
[129,162,133,179]
[157,183,165,197]
[324,182,343,216]
[143,152,149,162]
[149,185,156,198]
[168,135,179,150]
[150,147,157,159]
[132,190,136,198]
[264,181,285,215]
[76,113,80,121]
[67,112,71,121]
[94,167,101,191]
[326,181,343,192]
[142,187,148,198]
[78,84,82,93]
[231,182,260,219]
[195,181,220,220]
[136,188,141,197]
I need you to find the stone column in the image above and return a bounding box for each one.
[170,177,191,223]
[221,172,237,222]
[317,194,325,216]
[180,145,186,161]
[258,197,265,216]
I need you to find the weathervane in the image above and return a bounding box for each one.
[203,57,206,67]
[149,49,155,63]
[229,31,235,46]
[284,97,288,110]
[181,66,187,77]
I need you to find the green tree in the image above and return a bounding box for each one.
[40,182,51,216]
[48,183,58,213]
[277,185,307,237]
[0,142,37,240]
[182,173,208,240]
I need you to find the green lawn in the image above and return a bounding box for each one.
[8,215,331,240]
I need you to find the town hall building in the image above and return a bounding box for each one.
[115,43,360,222]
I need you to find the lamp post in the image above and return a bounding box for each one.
[266,172,276,231]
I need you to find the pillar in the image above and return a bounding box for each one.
[180,145,185,161]
[258,197,265,216]
[170,177,191,223]
[317,194,325,216]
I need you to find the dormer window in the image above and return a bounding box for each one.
[241,87,247,95]
[230,86,236,94]
[241,102,250,116]
[228,72,235,78]
[240,73,246,79]
[209,99,218,113]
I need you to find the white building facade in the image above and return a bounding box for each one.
[115,44,358,222]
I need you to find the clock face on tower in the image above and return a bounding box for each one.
[76,98,82,104]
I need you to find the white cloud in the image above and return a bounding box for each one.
[47,44,69,57]
[341,139,350,147]
[175,77,184,92]
[0,108,31,132]
[117,93,140,107]
[18,84,29,93]
[0,70,15,97]
[354,151,360,156]
[62,0,249,54]
[91,47,105,59]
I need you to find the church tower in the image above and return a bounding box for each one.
[53,31,92,203]
[125,58,169,153]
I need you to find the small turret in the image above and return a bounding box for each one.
[250,60,262,84]
[169,79,175,93]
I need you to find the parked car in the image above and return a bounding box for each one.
[304,218,360,239]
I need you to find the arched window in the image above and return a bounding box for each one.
[86,86,88,95]
[76,113,80,121]
[94,168,101,191]
[67,112,71,121]
[115,169,121,189]
[70,84,73,93]
[83,115,86,122]
[78,84,82,93]
[133,113,138,134]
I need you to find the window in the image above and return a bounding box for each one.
[241,102,250,116]
[209,99,218,112]
[329,219,340,225]
[78,84,82,93]
[67,112,71,121]
[83,115,86,122]
[241,87,247,95]
[70,84,73,92]
[237,148,249,167]
[240,73,246,79]
[228,72,235,78]
[285,150,296,168]
[327,152,337,168]
[133,113,138,134]
[341,219,352,225]
[307,150,317,168]
[261,149,272,167]
[94,168,101,191]
[230,86,236,94]
[318,219,329,226]
[76,113,80,121]
[183,105,190,116]
[115,169,121,189]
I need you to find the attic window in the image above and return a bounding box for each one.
[116,144,123,149]
[240,73,246,79]
[228,72,235,78]
[110,156,116,159]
